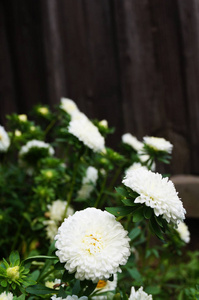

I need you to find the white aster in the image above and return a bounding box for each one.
[125,163,147,175]
[122,133,143,152]
[68,117,105,153]
[44,200,74,242]
[60,98,80,117]
[0,125,10,152]
[143,136,173,154]
[51,295,88,300]
[176,221,190,243]
[77,167,98,199]
[48,200,74,222]
[129,286,152,300]
[122,168,186,225]
[55,208,130,283]
[92,274,117,300]
[19,139,54,157]
[0,291,13,300]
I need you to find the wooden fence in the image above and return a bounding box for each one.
[1,0,199,175]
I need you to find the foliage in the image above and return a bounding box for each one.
[0,100,198,299]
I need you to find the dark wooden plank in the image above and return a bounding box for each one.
[0,1,17,124]
[56,0,124,146]
[114,0,191,174]
[177,0,199,174]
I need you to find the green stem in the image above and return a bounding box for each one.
[44,119,56,136]
[94,174,107,208]
[11,219,25,252]
[62,160,79,220]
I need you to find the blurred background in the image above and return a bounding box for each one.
[1,0,199,176]
[1,0,199,249]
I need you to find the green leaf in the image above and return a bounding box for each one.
[58,286,68,298]
[1,280,7,287]
[29,270,40,281]
[26,284,58,295]
[62,270,74,282]
[115,186,129,198]
[105,206,135,217]
[145,286,161,295]
[149,216,164,240]
[144,206,153,219]
[121,198,136,206]
[128,227,141,241]
[54,261,65,270]
[127,267,143,284]
[23,255,57,263]
[9,251,20,266]
[132,206,144,222]
[72,280,81,295]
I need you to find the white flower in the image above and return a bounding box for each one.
[176,222,190,243]
[129,286,152,300]
[48,200,74,222]
[143,136,173,154]
[125,163,147,175]
[68,117,105,153]
[55,208,130,283]
[60,98,80,116]
[0,126,10,152]
[122,133,143,152]
[92,274,117,300]
[44,220,58,242]
[14,129,22,137]
[51,295,88,300]
[0,291,13,300]
[44,200,74,242]
[77,167,98,199]
[19,140,54,157]
[122,168,186,225]
[38,107,49,115]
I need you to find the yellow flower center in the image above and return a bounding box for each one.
[97,280,107,289]
[82,233,103,254]
[7,266,20,280]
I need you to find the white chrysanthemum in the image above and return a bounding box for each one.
[92,274,117,300]
[44,200,74,242]
[143,136,173,154]
[176,222,190,243]
[55,208,130,283]
[122,168,186,225]
[125,163,147,175]
[51,295,88,300]
[48,200,74,222]
[19,139,54,156]
[129,286,152,300]
[0,291,13,300]
[44,220,58,242]
[0,125,10,152]
[122,133,143,152]
[77,167,98,199]
[68,117,105,153]
[60,98,80,116]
